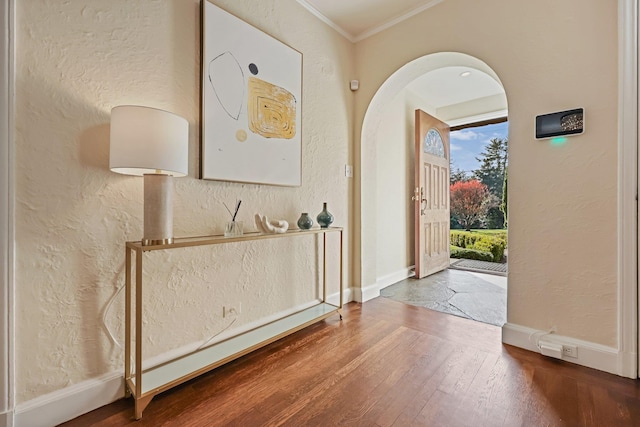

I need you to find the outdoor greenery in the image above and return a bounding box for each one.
[449,180,491,231]
[474,138,508,197]
[500,169,508,228]
[468,229,508,240]
[450,245,494,262]
[450,166,469,184]
[449,127,508,263]
[450,230,506,262]
[450,136,508,230]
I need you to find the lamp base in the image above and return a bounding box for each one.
[141,237,174,246]
[143,174,174,246]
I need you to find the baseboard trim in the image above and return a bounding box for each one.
[353,282,380,303]
[376,266,414,291]
[353,267,415,303]
[0,411,13,427]
[502,323,625,377]
[13,372,122,427]
[343,287,354,303]
[327,287,354,306]
[617,347,638,378]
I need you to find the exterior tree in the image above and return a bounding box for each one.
[484,195,503,229]
[500,168,508,227]
[450,180,491,231]
[450,167,469,185]
[474,137,508,197]
[474,137,508,228]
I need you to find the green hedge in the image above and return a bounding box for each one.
[450,245,494,262]
[475,230,508,244]
[450,231,506,262]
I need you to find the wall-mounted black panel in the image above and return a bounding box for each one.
[535,108,584,139]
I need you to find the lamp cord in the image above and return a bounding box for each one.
[197,312,238,350]
[102,267,240,354]
[529,326,557,350]
[102,263,125,350]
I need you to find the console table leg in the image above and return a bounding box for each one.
[134,395,154,420]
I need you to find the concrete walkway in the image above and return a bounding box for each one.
[380,268,506,326]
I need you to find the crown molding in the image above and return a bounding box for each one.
[296,0,444,43]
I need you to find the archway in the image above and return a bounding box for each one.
[360,52,508,304]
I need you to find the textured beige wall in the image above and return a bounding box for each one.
[355,0,618,346]
[14,0,354,403]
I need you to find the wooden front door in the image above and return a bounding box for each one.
[414,109,450,279]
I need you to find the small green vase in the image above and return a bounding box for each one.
[316,202,334,228]
[297,212,313,230]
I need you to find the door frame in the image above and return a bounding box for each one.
[1,0,15,421]
[619,0,638,378]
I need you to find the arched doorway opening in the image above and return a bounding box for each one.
[360,52,509,324]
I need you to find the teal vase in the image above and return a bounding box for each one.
[297,213,313,230]
[316,202,334,228]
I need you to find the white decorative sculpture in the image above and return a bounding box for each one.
[255,214,289,234]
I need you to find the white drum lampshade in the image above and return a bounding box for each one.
[110,105,189,245]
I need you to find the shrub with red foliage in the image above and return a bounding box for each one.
[450,180,490,231]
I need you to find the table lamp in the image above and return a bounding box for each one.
[109,105,189,245]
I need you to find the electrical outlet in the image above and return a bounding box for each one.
[223,303,241,318]
[562,344,578,358]
[345,164,353,178]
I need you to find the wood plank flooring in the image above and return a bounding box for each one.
[60,298,640,426]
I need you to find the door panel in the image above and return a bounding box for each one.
[414,110,450,279]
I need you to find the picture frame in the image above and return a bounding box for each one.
[200,1,302,186]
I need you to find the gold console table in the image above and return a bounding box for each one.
[124,227,343,419]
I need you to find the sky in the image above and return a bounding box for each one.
[450,121,509,175]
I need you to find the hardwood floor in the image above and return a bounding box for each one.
[61,298,640,426]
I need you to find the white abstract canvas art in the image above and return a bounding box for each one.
[201,2,302,186]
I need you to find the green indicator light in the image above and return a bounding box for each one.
[551,137,567,145]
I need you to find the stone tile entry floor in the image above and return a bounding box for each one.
[380,268,506,326]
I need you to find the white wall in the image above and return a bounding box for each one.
[13,0,354,405]
[355,0,619,348]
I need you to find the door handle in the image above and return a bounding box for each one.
[412,187,428,215]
